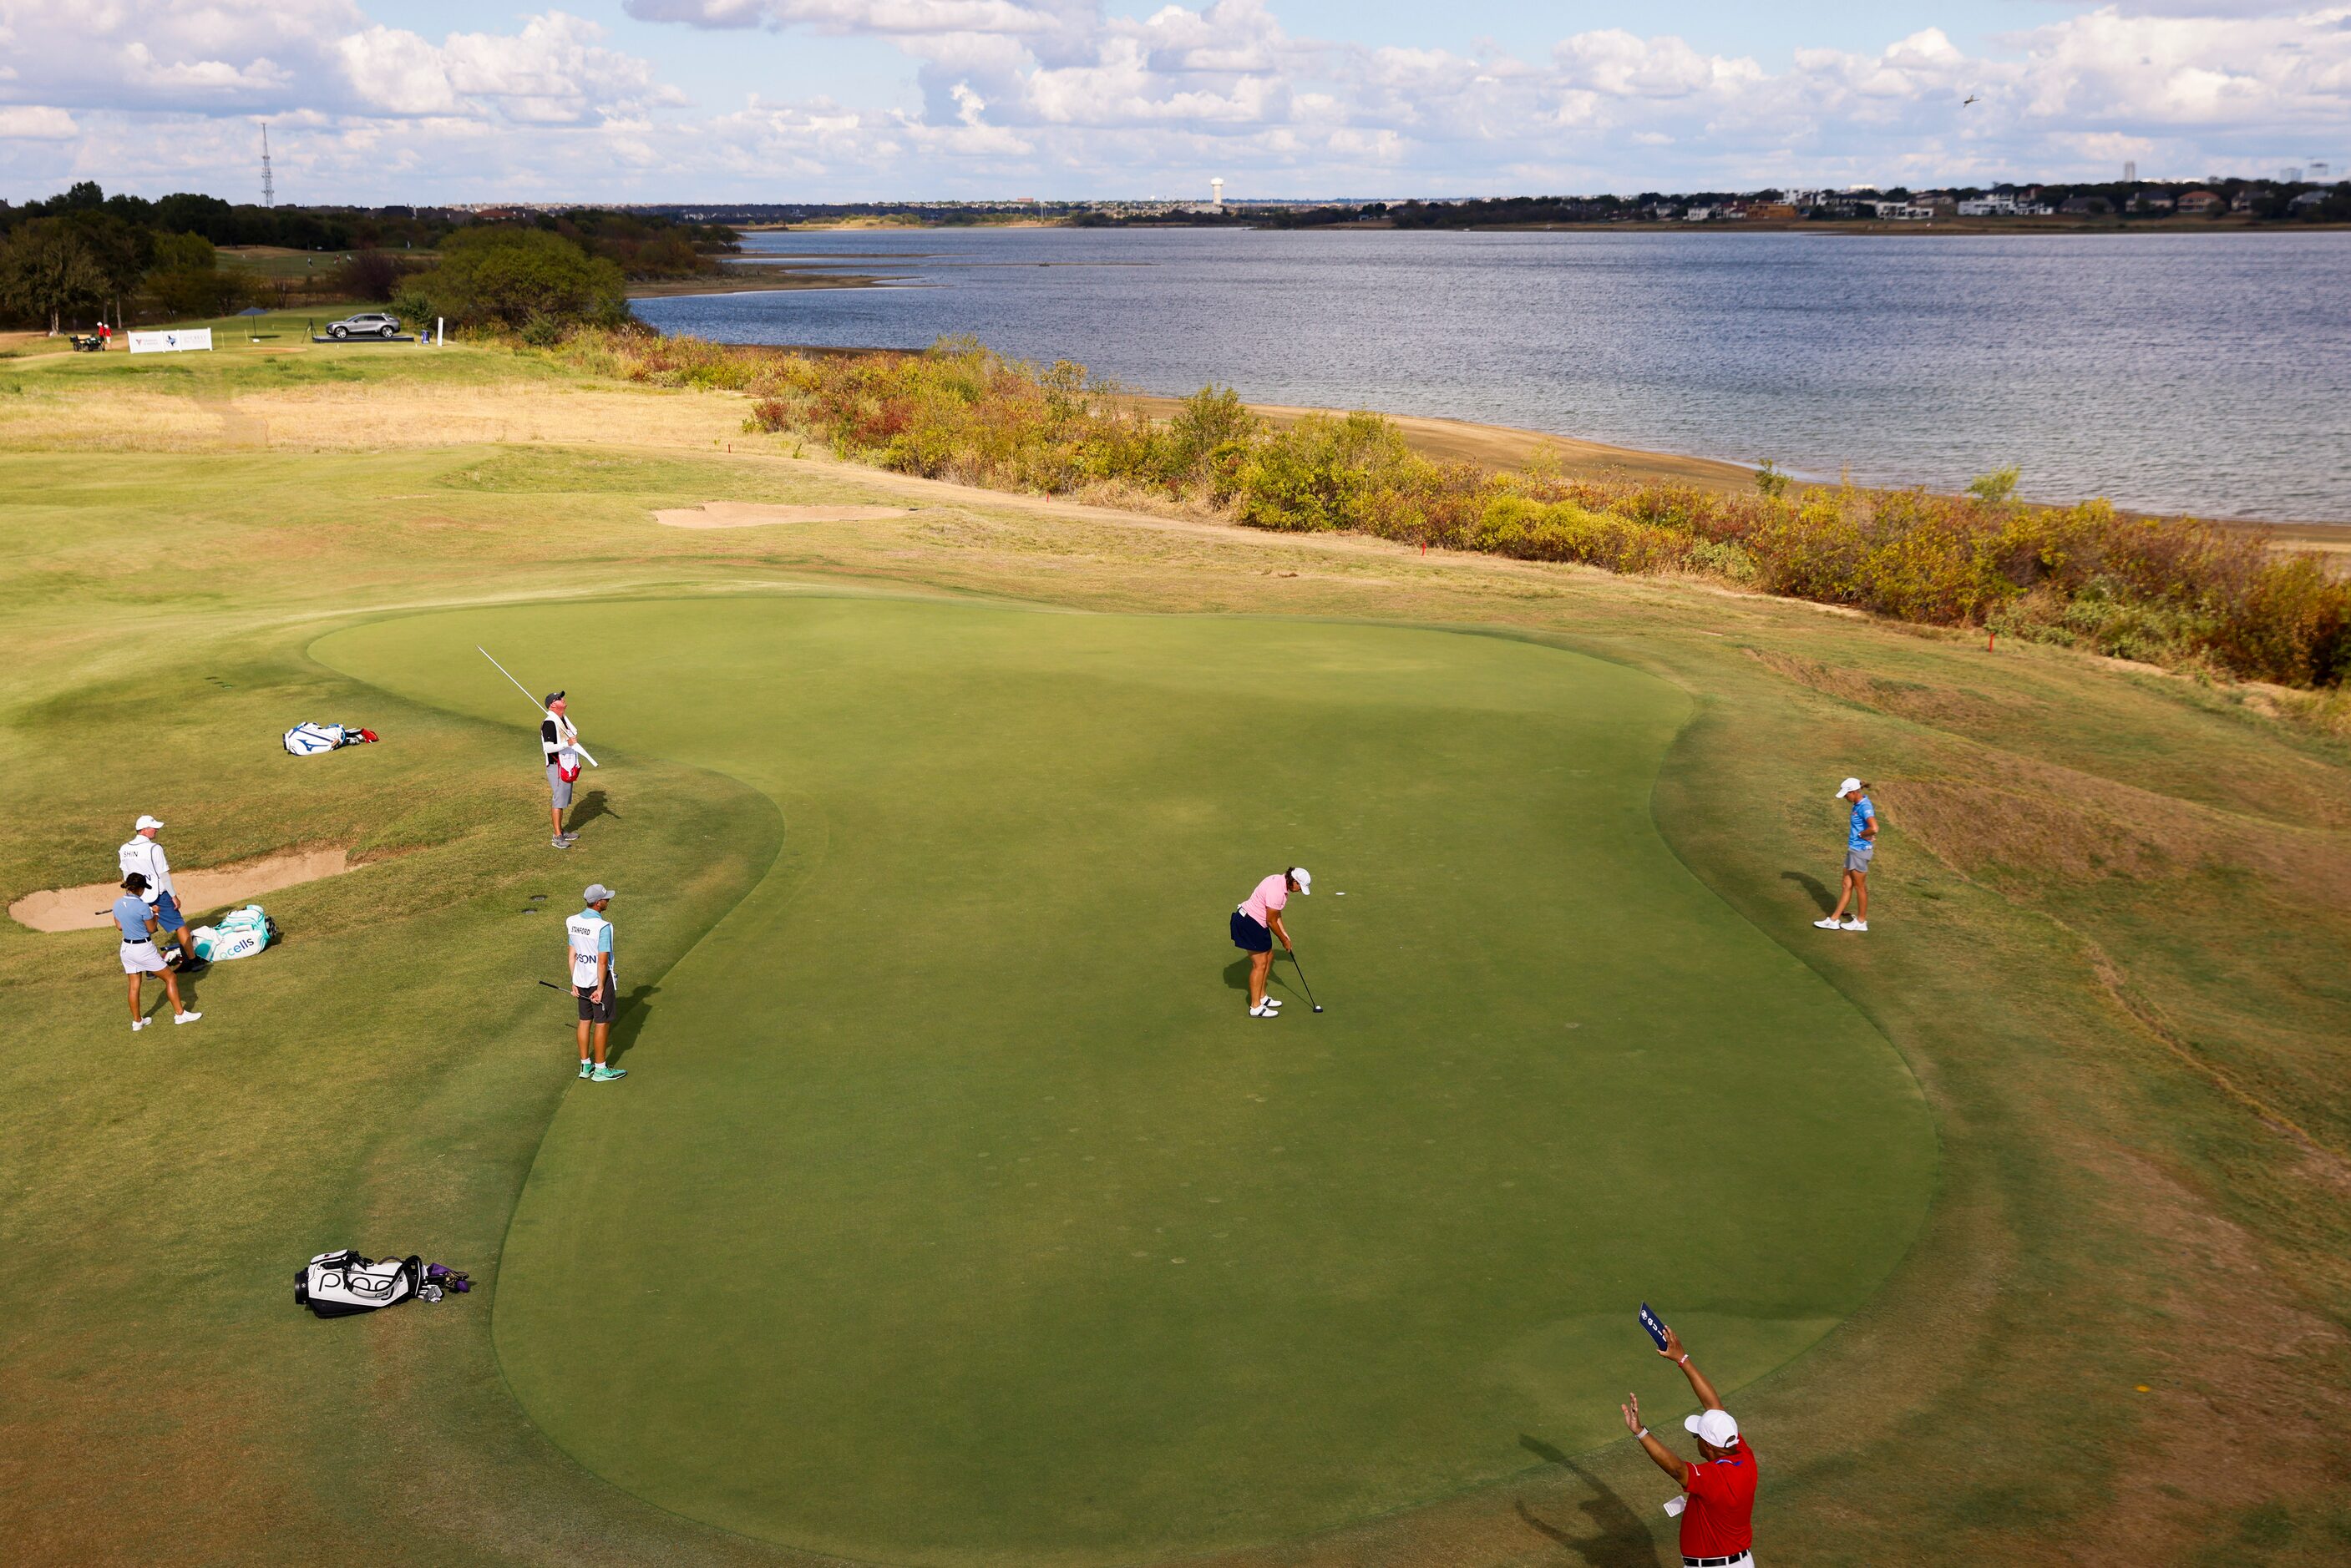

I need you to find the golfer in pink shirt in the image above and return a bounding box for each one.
[1229,867,1310,1018]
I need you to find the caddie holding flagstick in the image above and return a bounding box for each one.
[476,648,600,851]
[542,691,585,849]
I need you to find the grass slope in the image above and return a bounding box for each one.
[0,330,2345,1565]
[315,597,1929,1563]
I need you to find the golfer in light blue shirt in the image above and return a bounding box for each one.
[114,873,200,1031]
[1815,776,1877,933]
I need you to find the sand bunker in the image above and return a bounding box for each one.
[10,848,355,933]
[654,502,914,529]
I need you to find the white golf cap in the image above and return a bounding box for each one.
[1290,867,1312,893]
[1685,1409,1740,1449]
[134,814,165,831]
[1832,777,1863,799]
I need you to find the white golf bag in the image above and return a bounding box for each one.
[283,722,346,756]
[190,903,276,964]
[296,1250,422,1318]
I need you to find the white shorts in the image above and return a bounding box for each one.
[121,939,167,975]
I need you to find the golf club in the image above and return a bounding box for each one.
[1286,946,1325,1012]
[536,979,570,993]
[479,645,597,766]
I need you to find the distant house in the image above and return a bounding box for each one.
[1920,195,1958,215]
[1684,205,1715,221]
[2289,190,2331,210]
[1872,201,1933,220]
[2131,192,2175,212]
[2059,195,2110,215]
[2230,189,2257,212]
[1749,203,1799,220]
[2178,189,2223,213]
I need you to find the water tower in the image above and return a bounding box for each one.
[1210,178,1225,212]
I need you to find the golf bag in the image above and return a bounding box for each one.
[296,1250,422,1318]
[190,903,277,963]
[282,722,379,755]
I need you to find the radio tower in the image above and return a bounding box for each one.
[261,124,276,208]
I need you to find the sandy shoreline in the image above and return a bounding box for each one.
[614,333,2341,535]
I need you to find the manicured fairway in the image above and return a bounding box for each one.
[316,596,1932,1566]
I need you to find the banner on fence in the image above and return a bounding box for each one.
[128,329,214,355]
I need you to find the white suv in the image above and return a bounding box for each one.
[327,311,401,340]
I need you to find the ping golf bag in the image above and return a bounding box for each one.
[296,1250,422,1318]
[283,722,379,755]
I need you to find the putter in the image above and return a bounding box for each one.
[479,646,597,766]
[536,979,569,993]
[1286,948,1325,1012]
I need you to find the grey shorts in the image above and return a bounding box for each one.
[1846,845,1874,873]
[548,764,574,807]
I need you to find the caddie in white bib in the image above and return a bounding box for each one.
[567,884,626,1081]
[568,908,611,989]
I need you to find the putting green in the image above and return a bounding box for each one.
[316,597,1933,1566]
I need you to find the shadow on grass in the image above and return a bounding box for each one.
[1516,1434,1664,1567]
[564,789,620,835]
[1781,868,1836,914]
[603,982,661,1065]
[1224,952,1303,1004]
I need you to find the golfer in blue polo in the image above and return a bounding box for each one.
[1815,776,1877,933]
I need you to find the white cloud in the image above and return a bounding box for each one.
[2,0,2348,199]
[0,105,78,140]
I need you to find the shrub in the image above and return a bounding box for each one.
[409,227,626,330]
[331,249,424,303]
[552,327,2347,689]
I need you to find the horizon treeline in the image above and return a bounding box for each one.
[0,181,739,333]
[552,331,2348,694]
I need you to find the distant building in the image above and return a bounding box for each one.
[2231,188,2257,212]
[2131,192,2175,212]
[1749,203,1800,220]
[2178,189,2224,212]
[1872,201,1933,220]
[2289,190,2330,210]
[1684,205,1715,221]
[2059,195,2110,215]
[1958,195,2051,215]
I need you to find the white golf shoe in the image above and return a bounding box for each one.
[174,1010,201,1025]
[1841,919,1869,932]
[131,1018,151,1033]
[1812,917,1844,929]
[1249,1002,1279,1018]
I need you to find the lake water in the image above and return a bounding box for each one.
[634,229,2351,523]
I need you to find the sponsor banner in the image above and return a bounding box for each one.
[128,328,214,355]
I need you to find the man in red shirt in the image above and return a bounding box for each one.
[1621,1323,1758,1565]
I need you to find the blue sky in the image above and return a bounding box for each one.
[2,0,2344,203]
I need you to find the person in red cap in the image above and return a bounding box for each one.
[1621,1323,1758,1567]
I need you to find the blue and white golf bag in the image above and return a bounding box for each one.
[283,722,346,756]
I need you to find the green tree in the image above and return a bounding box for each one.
[413,227,626,331]
[0,219,108,334]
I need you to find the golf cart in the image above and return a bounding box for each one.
[325,311,402,341]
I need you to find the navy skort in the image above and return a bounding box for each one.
[1230,909,1272,953]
